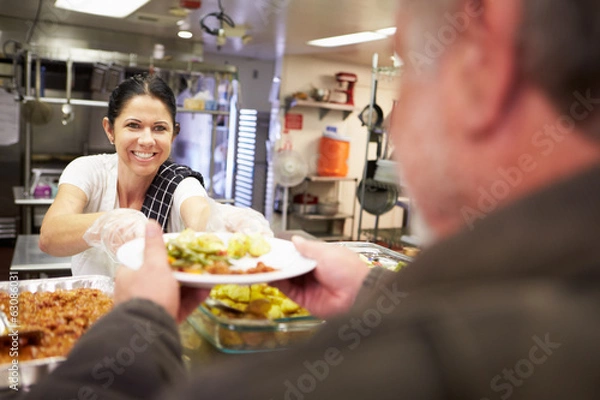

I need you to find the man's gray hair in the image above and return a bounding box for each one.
[518,0,600,131]
[402,0,600,133]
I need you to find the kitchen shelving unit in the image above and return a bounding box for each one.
[285,97,355,120]
[291,175,357,241]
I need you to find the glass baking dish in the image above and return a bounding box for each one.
[186,305,324,354]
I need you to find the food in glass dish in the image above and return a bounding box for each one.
[166,229,275,274]
[187,284,322,353]
[207,283,311,320]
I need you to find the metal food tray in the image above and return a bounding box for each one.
[335,241,413,270]
[0,275,114,391]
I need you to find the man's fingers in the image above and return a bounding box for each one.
[114,266,136,304]
[181,286,210,305]
[142,220,168,271]
[291,236,329,259]
[178,287,210,323]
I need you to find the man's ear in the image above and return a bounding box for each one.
[441,0,521,139]
[102,117,115,144]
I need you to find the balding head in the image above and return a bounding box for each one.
[392,0,600,239]
[398,0,600,135]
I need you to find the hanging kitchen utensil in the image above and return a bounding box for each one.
[105,64,125,92]
[357,160,398,216]
[358,78,383,128]
[23,57,52,125]
[357,178,398,216]
[90,63,108,92]
[61,59,74,125]
[382,101,397,160]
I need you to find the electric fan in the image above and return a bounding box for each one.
[273,149,308,231]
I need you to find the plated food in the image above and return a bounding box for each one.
[166,229,275,274]
[117,231,317,288]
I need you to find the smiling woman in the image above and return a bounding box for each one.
[37,73,260,277]
[105,92,178,188]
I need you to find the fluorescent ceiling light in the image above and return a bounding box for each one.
[375,27,397,36]
[178,30,193,39]
[55,0,150,18]
[307,31,388,48]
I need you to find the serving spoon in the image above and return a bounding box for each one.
[0,310,45,345]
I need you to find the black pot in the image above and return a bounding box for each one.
[356,178,398,216]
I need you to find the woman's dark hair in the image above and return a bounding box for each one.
[107,73,178,131]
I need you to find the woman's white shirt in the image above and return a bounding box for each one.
[59,153,207,276]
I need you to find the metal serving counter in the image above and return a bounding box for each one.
[10,234,71,279]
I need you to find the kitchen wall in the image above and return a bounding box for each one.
[276,54,405,239]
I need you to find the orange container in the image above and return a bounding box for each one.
[317,134,350,177]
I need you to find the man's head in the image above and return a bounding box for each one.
[392,0,600,239]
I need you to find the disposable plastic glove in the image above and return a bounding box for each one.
[83,209,149,262]
[206,201,273,237]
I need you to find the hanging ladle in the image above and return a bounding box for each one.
[61,59,74,125]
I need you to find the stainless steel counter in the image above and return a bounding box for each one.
[12,186,55,206]
[10,234,71,276]
[13,186,54,235]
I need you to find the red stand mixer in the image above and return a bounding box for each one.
[332,72,358,105]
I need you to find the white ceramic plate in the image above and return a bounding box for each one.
[116,232,317,288]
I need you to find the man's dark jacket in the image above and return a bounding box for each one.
[24,165,600,400]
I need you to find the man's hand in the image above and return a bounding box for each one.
[272,236,370,318]
[115,220,209,323]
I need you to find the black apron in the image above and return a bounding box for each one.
[141,160,205,232]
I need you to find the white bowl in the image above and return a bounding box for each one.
[317,201,339,215]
